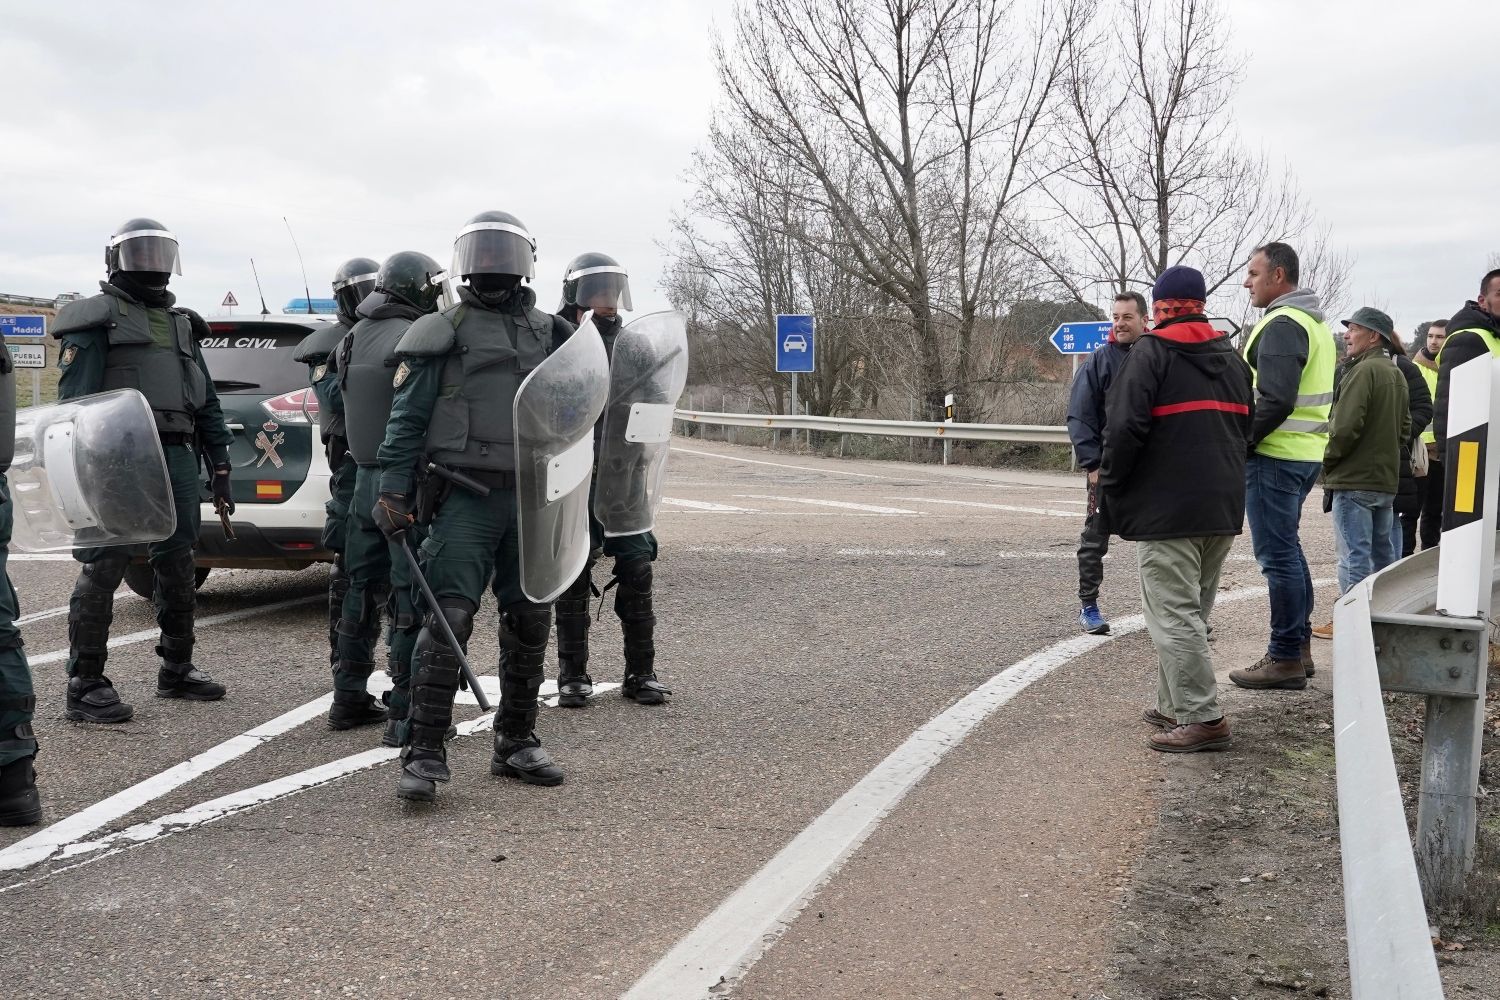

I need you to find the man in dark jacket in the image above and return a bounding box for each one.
[1101,266,1253,753]
[1323,308,1411,597]
[1065,291,1146,635]
[1433,270,1500,445]
[1409,320,1446,551]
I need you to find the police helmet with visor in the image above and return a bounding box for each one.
[105,218,182,276]
[452,210,536,281]
[558,251,632,313]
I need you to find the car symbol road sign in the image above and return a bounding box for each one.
[775,314,815,373]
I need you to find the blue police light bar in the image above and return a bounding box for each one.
[282,298,339,315]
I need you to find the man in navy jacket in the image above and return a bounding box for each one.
[1066,292,1147,634]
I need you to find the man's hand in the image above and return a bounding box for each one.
[373,492,415,539]
[211,464,235,515]
[1087,468,1100,486]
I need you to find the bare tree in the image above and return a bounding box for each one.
[1030,0,1346,313]
[709,0,1086,418]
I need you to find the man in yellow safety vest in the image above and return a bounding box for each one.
[1228,243,1334,692]
[1405,319,1446,553]
[1432,269,1500,446]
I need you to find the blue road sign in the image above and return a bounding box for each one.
[775,314,815,373]
[0,315,46,338]
[1049,321,1112,355]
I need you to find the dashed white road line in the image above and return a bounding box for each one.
[735,495,920,515]
[623,579,1333,999]
[836,547,947,557]
[672,446,919,482]
[662,497,760,513]
[889,496,1078,518]
[684,545,791,555]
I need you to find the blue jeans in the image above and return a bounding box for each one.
[1245,454,1321,660]
[1333,490,1396,595]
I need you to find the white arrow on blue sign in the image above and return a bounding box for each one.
[775,314,815,373]
[0,315,47,338]
[1049,321,1112,355]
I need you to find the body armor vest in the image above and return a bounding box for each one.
[299,320,351,443]
[0,360,13,472]
[339,316,411,466]
[424,303,553,473]
[54,291,206,435]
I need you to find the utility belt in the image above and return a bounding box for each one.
[415,463,509,524]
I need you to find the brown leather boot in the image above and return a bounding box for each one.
[1149,718,1232,753]
[1230,655,1308,690]
[1141,708,1176,729]
[1301,641,1316,678]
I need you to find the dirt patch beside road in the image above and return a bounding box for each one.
[1106,680,1500,999]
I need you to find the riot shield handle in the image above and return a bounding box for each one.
[396,534,492,712]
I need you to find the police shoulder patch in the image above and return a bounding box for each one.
[61,345,78,367]
[393,361,411,387]
[312,363,328,381]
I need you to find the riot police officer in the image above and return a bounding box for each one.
[0,351,40,825]
[51,219,234,721]
[291,258,377,717]
[331,252,443,736]
[375,210,583,802]
[554,253,670,707]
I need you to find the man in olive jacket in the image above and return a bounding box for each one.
[1324,307,1411,596]
[1101,266,1253,753]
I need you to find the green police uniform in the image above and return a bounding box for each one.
[553,314,664,706]
[292,319,358,671]
[52,281,233,721]
[331,300,430,733]
[379,286,574,790]
[0,350,42,825]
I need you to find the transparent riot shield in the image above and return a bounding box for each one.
[594,310,690,537]
[514,318,610,603]
[9,390,176,552]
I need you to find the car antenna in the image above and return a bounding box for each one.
[249,257,271,316]
[283,216,316,314]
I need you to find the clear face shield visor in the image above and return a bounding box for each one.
[568,266,632,312]
[452,221,536,280]
[109,229,182,275]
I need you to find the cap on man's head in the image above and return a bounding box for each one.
[1152,265,1207,303]
[1342,306,1396,343]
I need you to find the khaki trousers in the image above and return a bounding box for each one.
[1137,535,1234,725]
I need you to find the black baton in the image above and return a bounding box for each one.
[396,533,491,712]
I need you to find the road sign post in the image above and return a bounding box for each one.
[1050,321,1111,473]
[1,315,47,405]
[776,315,814,450]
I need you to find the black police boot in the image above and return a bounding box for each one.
[396,602,471,801]
[615,558,670,705]
[492,607,563,786]
[555,567,594,709]
[66,675,134,723]
[328,659,386,730]
[397,746,449,803]
[155,636,226,701]
[0,755,41,827]
[490,731,563,786]
[327,557,350,670]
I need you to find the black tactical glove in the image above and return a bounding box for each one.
[373,492,415,540]
[211,464,235,515]
[180,307,213,343]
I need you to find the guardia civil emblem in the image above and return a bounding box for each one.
[393,361,411,387]
[312,363,327,381]
[61,345,77,366]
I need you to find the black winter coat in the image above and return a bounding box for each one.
[1065,340,1131,471]
[1100,316,1255,540]
[1433,301,1500,444]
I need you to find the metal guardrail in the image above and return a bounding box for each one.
[672,409,1071,444]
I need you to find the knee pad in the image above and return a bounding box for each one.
[335,586,386,640]
[614,558,655,623]
[423,599,476,649]
[616,557,653,595]
[78,555,129,594]
[152,549,198,612]
[69,556,129,662]
[559,565,595,607]
[501,606,551,653]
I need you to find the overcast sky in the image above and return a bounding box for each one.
[0,0,1492,336]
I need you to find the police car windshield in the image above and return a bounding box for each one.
[201,323,318,395]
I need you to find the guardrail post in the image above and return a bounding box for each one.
[1420,354,1500,903]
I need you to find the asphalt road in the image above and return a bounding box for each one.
[0,440,1341,999]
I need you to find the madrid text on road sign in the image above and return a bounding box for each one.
[0,315,47,338]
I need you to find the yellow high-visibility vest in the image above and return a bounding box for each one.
[1243,306,1335,462]
[1417,364,1438,445]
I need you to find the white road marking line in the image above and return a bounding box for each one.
[0,677,621,883]
[684,545,791,555]
[889,496,1078,518]
[836,547,947,557]
[0,594,323,872]
[735,495,920,515]
[671,446,918,482]
[624,578,1334,1000]
[26,594,320,667]
[662,497,760,513]
[8,554,80,562]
